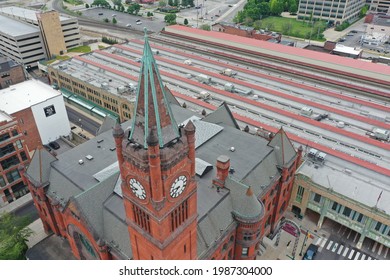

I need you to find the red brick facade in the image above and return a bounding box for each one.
[0,60,26,89]
[0,116,30,205]
[11,108,41,152]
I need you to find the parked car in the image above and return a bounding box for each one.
[49,141,60,150]
[126,23,132,27]
[136,21,142,25]
[43,144,52,152]
[303,244,318,260]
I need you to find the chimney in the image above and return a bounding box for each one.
[213,155,230,189]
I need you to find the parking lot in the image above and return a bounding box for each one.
[81,7,166,33]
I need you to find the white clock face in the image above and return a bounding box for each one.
[170,175,187,198]
[129,178,146,200]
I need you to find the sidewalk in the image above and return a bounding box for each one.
[258,211,329,260]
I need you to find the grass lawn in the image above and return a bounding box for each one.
[67,46,91,53]
[259,16,326,41]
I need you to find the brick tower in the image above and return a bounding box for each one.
[116,30,197,260]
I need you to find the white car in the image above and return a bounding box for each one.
[126,24,132,27]
[136,21,142,25]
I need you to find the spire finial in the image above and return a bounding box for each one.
[144,27,148,38]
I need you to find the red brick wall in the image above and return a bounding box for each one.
[0,64,26,89]
[12,108,41,152]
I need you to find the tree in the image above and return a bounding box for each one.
[269,0,284,16]
[288,0,298,14]
[112,17,117,24]
[184,18,188,25]
[0,212,33,260]
[127,3,141,14]
[173,0,179,6]
[113,0,122,6]
[168,0,174,6]
[360,5,369,18]
[159,0,167,7]
[200,24,211,31]
[244,17,254,26]
[92,0,110,8]
[104,18,110,23]
[164,13,177,24]
[85,3,90,8]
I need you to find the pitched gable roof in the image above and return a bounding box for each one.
[268,127,296,167]
[203,102,240,129]
[25,147,57,187]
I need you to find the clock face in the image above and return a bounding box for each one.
[129,178,146,200]
[170,175,187,198]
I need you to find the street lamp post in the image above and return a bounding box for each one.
[299,230,309,256]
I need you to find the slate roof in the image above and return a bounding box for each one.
[25,148,57,187]
[268,128,297,167]
[203,102,240,129]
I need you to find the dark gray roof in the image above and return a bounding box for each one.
[268,128,297,167]
[203,102,240,129]
[97,115,117,135]
[74,172,120,238]
[38,100,293,259]
[26,148,57,187]
[227,177,264,221]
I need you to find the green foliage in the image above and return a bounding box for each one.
[200,24,211,31]
[92,0,110,7]
[181,0,194,7]
[0,212,32,260]
[173,0,179,6]
[102,36,118,44]
[360,5,369,18]
[168,0,174,6]
[269,0,284,16]
[112,17,117,24]
[112,0,122,6]
[68,46,91,53]
[164,13,177,24]
[85,3,90,8]
[104,18,110,23]
[159,0,167,7]
[64,0,83,5]
[127,3,141,15]
[184,18,189,25]
[288,0,298,14]
[335,21,350,31]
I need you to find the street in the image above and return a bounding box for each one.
[66,106,101,136]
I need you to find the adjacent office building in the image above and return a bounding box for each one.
[298,0,366,24]
[289,148,389,250]
[0,6,81,67]
[0,56,26,89]
[0,111,30,206]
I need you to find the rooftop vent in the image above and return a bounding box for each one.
[344,169,352,175]
[109,147,116,151]
[86,155,93,161]
[230,147,235,152]
[97,139,104,143]
[78,159,84,165]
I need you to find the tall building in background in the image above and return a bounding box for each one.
[298,0,366,25]
[0,111,30,206]
[0,6,81,67]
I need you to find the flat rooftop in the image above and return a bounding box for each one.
[298,154,390,215]
[0,6,70,23]
[0,14,39,37]
[0,80,62,114]
[0,111,13,123]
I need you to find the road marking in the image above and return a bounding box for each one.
[315,238,322,246]
[337,245,344,255]
[354,252,360,260]
[348,249,355,259]
[320,238,327,248]
[326,240,334,250]
[332,243,339,252]
[342,247,349,257]
[361,254,366,260]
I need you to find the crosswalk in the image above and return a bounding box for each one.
[315,237,377,260]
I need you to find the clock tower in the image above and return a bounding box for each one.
[115,30,197,260]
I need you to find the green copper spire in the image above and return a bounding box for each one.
[129,28,180,148]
